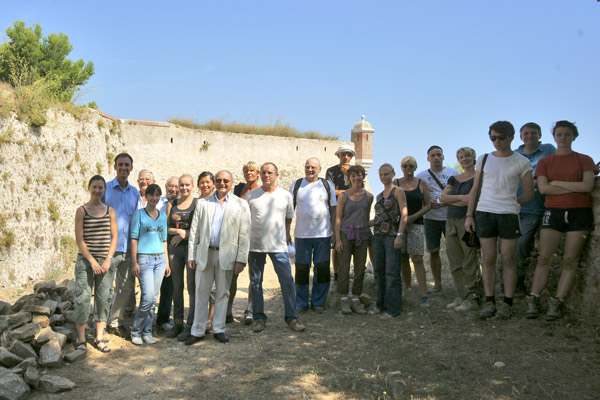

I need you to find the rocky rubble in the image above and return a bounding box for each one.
[0,279,81,399]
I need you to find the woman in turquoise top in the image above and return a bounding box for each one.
[130,183,171,345]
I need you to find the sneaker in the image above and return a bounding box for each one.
[243,309,253,325]
[142,336,157,345]
[526,295,540,319]
[350,299,367,314]
[546,297,562,321]
[479,301,496,319]
[289,319,305,332]
[312,305,325,314]
[131,336,143,346]
[185,334,205,346]
[496,302,512,320]
[159,322,173,332]
[177,326,191,342]
[420,296,430,308]
[252,319,265,333]
[166,325,183,339]
[340,298,352,315]
[446,297,462,309]
[455,297,477,312]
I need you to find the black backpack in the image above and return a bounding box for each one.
[292,178,332,210]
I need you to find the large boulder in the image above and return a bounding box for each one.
[9,323,41,342]
[31,327,54,347]
[21,306,51,316]
[7,313,32,330]
[8,358,37,375]
[23,366,38,388]
[0,369,30,400]
[8,341,37,361]
[38,339,62,368]
[41,300,58,315]
[0,349,23,368]
[38,375,75,393]
[0,302,11,316]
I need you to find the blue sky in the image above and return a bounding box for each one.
[3,1,599,194]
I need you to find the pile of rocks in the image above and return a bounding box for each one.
[0,279,81,399]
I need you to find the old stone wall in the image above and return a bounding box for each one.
[0,109,351,287]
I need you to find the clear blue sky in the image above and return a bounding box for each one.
[3,1,599,194]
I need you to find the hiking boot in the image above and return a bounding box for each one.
[455,296,478,312]
[479,301,496,319]
[526,295,540,319]
[340,298,352,315]
[177,326,191,342]
[495,302,512,320]
[350,299,367,314]
[514,277,527,298]
[252,319,265,333]
[546,297,562,321]
[166,325,183,339]
[420,296,430,308]
[289,319,305,332]
[446,297,462,309]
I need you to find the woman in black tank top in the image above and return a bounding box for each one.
[393,156,432,305]
[74,175,118,353]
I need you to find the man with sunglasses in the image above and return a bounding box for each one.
[465,121,534,320]
[512,123,556,297]
[186,170,250,344]
[416,146,459,292]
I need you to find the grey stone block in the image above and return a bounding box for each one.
[39,375,75,393]
[8,357,37,375]
[49,314,65,326]
[0,348,23,368]
[32,314,49,329]
[64,349,86,363]
[0,369,30,400]
[7,313,32,330]
[21,305,51,316]
[38,339,62,368]
[8,341,37,360]
[23,366,38,388]
[42,300,58,315]
[9,323,41,342]
[31,326,54,347]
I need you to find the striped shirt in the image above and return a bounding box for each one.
[81,206,111,258]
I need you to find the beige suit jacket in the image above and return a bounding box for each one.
[188,195,251,271]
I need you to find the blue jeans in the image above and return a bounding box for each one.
[249,252,299,324]
[516,214,542,276]
[373,235,403,316]
[295,237,331,310]
[131,254,166,337]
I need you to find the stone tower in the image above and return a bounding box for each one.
[351,115,374,174]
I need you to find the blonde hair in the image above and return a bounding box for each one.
[179,173,194,186]
[243,161,259,173]
[401,156,417,169]
[379,163,395,175]
[456,147,476,160]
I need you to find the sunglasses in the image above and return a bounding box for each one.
[490,134,507,142]
[215,179,230,183]
[402,164,416,168]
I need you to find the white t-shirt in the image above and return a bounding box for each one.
[476,152,532,215]
[246,187,295,253]
[289,178,337,238]
[416,167,460,221]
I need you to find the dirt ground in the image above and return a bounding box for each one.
[3,255,600,400]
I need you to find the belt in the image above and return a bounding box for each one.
[209,246,219,251]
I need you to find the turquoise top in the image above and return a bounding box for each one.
[130,208,167,254]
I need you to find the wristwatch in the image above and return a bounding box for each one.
[396,233,404,237]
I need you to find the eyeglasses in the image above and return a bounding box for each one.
[215,179,230,183]
[490,134,507,142]
[402,164,416,169]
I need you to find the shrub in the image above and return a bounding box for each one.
[48,200,60,221]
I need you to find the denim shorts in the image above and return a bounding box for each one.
[475,211,521,239]
[424,219,446,252]
[541,207,594,233]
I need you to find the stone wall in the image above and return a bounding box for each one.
[0,109,351,287]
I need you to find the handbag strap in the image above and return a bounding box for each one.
[427,169,445,190]
[473,154,489,211]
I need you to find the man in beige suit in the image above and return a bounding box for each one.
[186,170,251,344]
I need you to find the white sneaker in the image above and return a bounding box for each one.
[131,336,143,346]
[143,336,157,345]
[455,298,476,311]
[446,297,462,309]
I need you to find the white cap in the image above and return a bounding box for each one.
[334,145,356,157]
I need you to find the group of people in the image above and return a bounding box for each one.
[71,119,597,353]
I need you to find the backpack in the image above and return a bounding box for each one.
[293,178,332,210]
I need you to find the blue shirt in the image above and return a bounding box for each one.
[515,142,556,216]
[103,178,140,253]
[130,209,167,254]
[209,193,230,247]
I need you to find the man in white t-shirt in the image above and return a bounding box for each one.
[416,146,459,292]
[289,157,337,314]
[465,121,534,320]
[246,162,305,333]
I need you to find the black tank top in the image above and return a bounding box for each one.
[167,198,197,243]
[395,179,424,225]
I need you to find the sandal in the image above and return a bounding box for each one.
[93,339,111,353]
[76,341,87,352]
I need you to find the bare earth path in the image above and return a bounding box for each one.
[4,257,599,400]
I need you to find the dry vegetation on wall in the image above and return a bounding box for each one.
[169,117,340,141]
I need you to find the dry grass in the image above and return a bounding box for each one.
[169,117,339,141]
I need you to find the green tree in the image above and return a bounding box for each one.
[0,21,94,101]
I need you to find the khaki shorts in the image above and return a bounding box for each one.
[402,223,425,256]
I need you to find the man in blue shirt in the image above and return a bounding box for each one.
[104,153,140,337]
[513,122,556,297]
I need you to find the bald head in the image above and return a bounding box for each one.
[304,157,321,182]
